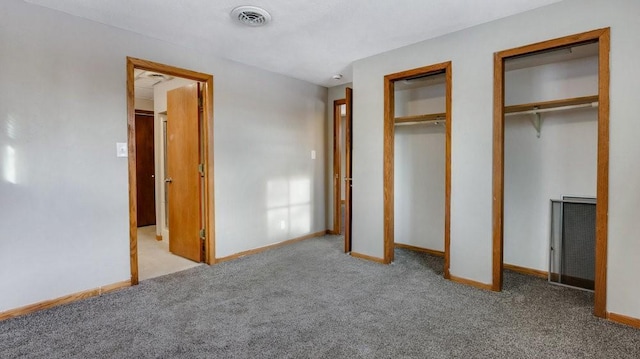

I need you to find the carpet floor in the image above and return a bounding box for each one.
[1,235,639,358]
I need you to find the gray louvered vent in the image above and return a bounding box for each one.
[549,196,596,291]
[231,6,271,27]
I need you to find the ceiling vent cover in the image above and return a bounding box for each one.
[231,6,271,27]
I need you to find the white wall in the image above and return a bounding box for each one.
[134,98,154,111]
[351,0,640,319]
[0,0,326,312]
[504,56,598,271]
[395,84,446,118]
[394,85,446,251]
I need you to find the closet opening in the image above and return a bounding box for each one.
[127,57,215,285]
[383,62,451,279]
[492,28,610,318]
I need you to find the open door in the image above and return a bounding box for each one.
[344,87,353,252]
[166,83,202,262]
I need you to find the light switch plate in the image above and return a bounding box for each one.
[116,142,128,157]
[311,150,316,160]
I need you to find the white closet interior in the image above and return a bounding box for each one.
[503,43,599,274]
[394,74,446,252]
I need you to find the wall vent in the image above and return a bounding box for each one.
[549,196,596,291]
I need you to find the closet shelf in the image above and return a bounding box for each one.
[394,112,446,124]
[505,95,598,115]
[505,95,599,138]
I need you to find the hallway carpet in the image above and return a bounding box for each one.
[1,235,639,358]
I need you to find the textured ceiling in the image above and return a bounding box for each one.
[24,0,563,87]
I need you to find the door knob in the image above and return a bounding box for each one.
[165,177,173,183]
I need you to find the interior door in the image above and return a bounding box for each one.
[135,111,156,227]
[344,87,353,252]
[166,83,202,262]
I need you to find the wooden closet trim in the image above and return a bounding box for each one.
[383,61,452,280]
[127,57,215,285]
[492,28,610,318]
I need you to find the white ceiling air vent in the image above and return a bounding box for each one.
[146,72,167,80]
[231,6,271,27]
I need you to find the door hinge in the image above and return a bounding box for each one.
[198,163,204,177]
[200,233,206,263]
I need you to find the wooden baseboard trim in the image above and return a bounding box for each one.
[395,243,445,257]
[326,230,338,235]
[503,263,548,279]
[350,252,386,264]
[449,275,493,291]
[608,312,640,329]
[155,234,162,241]
[216,230,326,263]
[100,280,131,294]
[0,280,131,321]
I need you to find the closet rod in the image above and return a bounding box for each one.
[395,112,446,124]
[395,119,446,126]
[505,102,598,117]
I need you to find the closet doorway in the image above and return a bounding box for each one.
[492,28,610,318]
[383,62,452,279]
[332,88,353,252]
[127,57,215,285]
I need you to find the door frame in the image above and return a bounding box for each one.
[492,28,610,318]
[344,87,353,253]
[332,98,346,235]
[331,88,353,253]
[383,61,452,279]
[126,57,215,285]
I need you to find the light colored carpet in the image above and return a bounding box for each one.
[138,225,202,281]
[1,235,639,358]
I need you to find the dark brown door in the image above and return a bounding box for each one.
[166,84,202,262]
[344,87,353,252]
[135,111,156,227]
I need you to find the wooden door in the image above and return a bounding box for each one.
[135,111,156,227]
[166,84,202,262]
[344,87,353,252]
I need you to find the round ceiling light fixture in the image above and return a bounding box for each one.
[332,74,343,80]
[231,6,272,27]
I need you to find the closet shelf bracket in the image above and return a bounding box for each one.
[532,108,542,138]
